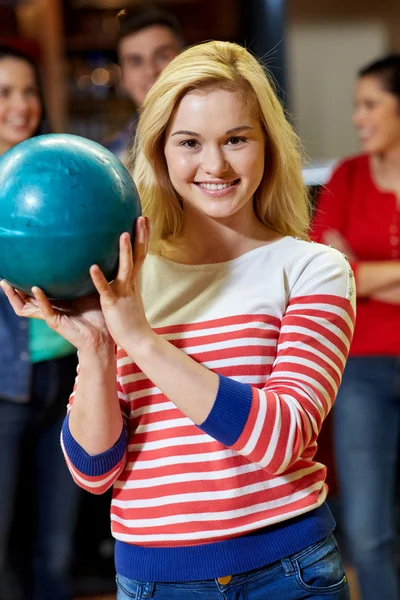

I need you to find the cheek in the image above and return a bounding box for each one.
[32,98,41,120]
[239,151,265,184]
[122,70,141,90]
[166,149,196,182]
[158,58,172,71]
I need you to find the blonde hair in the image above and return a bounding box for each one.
[129,41,310,251]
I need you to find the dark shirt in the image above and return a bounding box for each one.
[103,115,139,161]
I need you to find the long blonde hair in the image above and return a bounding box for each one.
[129,41,310,251]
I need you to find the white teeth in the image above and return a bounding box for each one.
[199,182,233,190]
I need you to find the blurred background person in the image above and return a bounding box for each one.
[0,46,80,600]
[103,4,184,160]
[312,54,400,600]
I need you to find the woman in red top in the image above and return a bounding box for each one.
[312,55,400,600]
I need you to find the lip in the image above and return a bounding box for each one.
[194,179,240,198]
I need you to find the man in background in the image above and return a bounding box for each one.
[104,5,184,160]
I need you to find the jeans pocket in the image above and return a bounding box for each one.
[293,536,348,594]
[116,574,140,599]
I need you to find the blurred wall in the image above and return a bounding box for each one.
[286,0,400,161]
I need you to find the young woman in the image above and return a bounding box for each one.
[0,46,79,600]
[2,41,355,599]
[312,55,400,600]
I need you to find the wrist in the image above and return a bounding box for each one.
[78,340,116,368]
[123,327,159,361]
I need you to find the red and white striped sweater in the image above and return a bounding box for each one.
[61,237,355,579]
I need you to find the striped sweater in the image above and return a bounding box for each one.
[61,236,356,581]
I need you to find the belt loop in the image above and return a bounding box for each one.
[281,557,295,575]
[142,581,155,598]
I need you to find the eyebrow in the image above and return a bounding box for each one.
[171,125,253,137]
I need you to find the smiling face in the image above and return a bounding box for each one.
[119,25,181,109]
[0,57,42,154]
[353,75,400,154]
[163,88,266,224]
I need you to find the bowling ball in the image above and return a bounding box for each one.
[0,134,141,299]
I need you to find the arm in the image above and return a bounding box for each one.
[59,343,129,495]
[68,344,122,454]
[312,164,400,297]
[356,261,400,297]
[316,229,400,297]
[99,243,355,476]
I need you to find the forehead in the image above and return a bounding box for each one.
[169,88,259,131]
[0,57,36,84]
[119,25,179,57]
[356,75,388,97]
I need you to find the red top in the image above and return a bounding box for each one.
[312,153,400,356]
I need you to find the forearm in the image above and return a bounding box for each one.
[356,261,400,296]
[128,332,219,425]
[371,282,400,304]
[68,343,123,454]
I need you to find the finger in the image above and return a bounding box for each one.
[31,287,59,325]
[90,265,115,302]
[1,280,26,314]
[132,217,148,278]
[145,217,151,255]
[116,231,134,281]
[15,288,30,302]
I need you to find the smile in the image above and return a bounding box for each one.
[196,180,239,191]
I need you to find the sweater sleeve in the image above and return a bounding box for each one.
[60,356,129,495]
[200,245,356,475]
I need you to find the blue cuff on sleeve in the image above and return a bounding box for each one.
[199,375,253,446]
[61,413,127,476]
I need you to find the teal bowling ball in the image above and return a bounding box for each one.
[0,134,141,299]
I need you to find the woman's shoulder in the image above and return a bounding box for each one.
[279,236,349,265]
[278,238,352,298]
[332,153,369,178]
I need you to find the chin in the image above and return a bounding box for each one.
[361,139,390,154]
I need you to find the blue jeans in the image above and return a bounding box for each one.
[116,534,349,599]
[333,356,400,600]
[0,354,80,600]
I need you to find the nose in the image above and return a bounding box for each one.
[143,58,159,83]
[201,145,229,176]
[352,104,366,128]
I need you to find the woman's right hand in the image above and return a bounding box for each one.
[0,281,112,352]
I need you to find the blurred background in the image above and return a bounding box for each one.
[3,0,399,158]
[1,1,400,599]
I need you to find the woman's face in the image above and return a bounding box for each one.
[353,75,400,155]
[0,57,42,153]
[163,88,266,223]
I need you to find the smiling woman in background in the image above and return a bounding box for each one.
[0,46,79,600]
[312,55,400,600]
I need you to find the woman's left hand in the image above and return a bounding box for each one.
[90,216,154,352]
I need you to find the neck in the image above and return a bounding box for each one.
[374,143,400,170]
[162,205,278,264]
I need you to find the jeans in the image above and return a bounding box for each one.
[116,534,349,599]
[0,354,80,600]
[334,356,400,600]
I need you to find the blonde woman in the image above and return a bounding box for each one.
[2,41,355,599]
